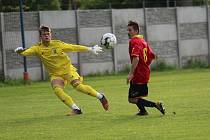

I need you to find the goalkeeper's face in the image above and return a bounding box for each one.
[40,31,52,43]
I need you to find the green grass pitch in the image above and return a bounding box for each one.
[0,69,210,140]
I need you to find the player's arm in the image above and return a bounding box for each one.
[14,46,37,56]
[127,40,141,84]
[127,56,139,84]
[130,57,139,75]
[147,44,156,59]
[61,42,103,55]
[146,43,156,65]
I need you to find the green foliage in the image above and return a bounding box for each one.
[79,0,144,9]
[151,60,176,71]
[0,74,4,82]
[79,0,108,9]
[86,70,116,77]
[25,0,61,11]
[79,0,179,9]
[86,65,130,77]
[60,0,71,10]
[192,0,207,6]
[0,0,21,12]
[79,0,205,9]
[0,76,31,87]
[0,0,61,12]
[1,0,209,12]
[183,59,209,69]
[49,0,61,10]
[118,65,130,74]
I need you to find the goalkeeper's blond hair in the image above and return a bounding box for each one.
[39,25,51,36]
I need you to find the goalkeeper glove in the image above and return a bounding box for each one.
[14,47,25,53]
[89,45,103,55]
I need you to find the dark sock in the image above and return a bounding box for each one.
[136,102,147,113]
[138,98,157,108]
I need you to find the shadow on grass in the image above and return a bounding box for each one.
[1,111,176,128]
[111,114,166,121]
[0,114,72,126]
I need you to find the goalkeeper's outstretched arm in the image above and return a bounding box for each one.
[14,46,36,56]
[62,42,103,55]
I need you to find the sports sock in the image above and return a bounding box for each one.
[71,104,80,110]
[75,84,98,97]
[138,98,157,107]
[96,93,103,99]
[53,86,75,107]
[136,102,147,113]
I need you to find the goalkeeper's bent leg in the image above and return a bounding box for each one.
[72,80,109,110]
[73,83,103,99]
[53,86,80,110]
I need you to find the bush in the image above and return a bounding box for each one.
[117,64,130,74]
[151,60,176,71]
[183,59,209,69]
[0,76,31,87]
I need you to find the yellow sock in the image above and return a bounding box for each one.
[75,84,97,97]
[53,86,75,107]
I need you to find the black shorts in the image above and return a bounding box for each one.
[128,83,148,98]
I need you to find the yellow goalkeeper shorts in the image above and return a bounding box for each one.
[50,65,83,86]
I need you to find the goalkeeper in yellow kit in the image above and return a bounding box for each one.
[15,25,109,115]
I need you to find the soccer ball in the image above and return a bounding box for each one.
[100,33,117,49]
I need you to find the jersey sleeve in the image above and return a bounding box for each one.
[20,45,37,56]
[59,41,89,52]
[146,44,156,65]
[130,40,141,57]
[148,45,155,59]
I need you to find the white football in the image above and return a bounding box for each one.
[100,33,117,49]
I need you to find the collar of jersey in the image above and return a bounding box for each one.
[132,34,144,39]
[41,41,51,47]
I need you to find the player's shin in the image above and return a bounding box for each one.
[138,98,156,107]
[53,86,80,110]
[136,103,147,113]
[74,83,99,98]
[74,83,109,111]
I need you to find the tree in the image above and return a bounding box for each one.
[60,0,71,10]
[0,0,209,12]
[79,0,180,9]
[79,0,144,9]
[0,0,22,12]
[25,0,60,11]
[0,0,61,12]
[176,0,193,6]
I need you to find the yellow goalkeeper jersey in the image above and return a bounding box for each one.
[20,40,89,76]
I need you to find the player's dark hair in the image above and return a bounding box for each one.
[39,25,51,36]
[128,21,139,33]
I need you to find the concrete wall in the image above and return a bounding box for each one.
[0,6,210,81]
[78,10,114,75]
[146,8,178,66]
[177,7,208,66]
[2,12,41,80]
